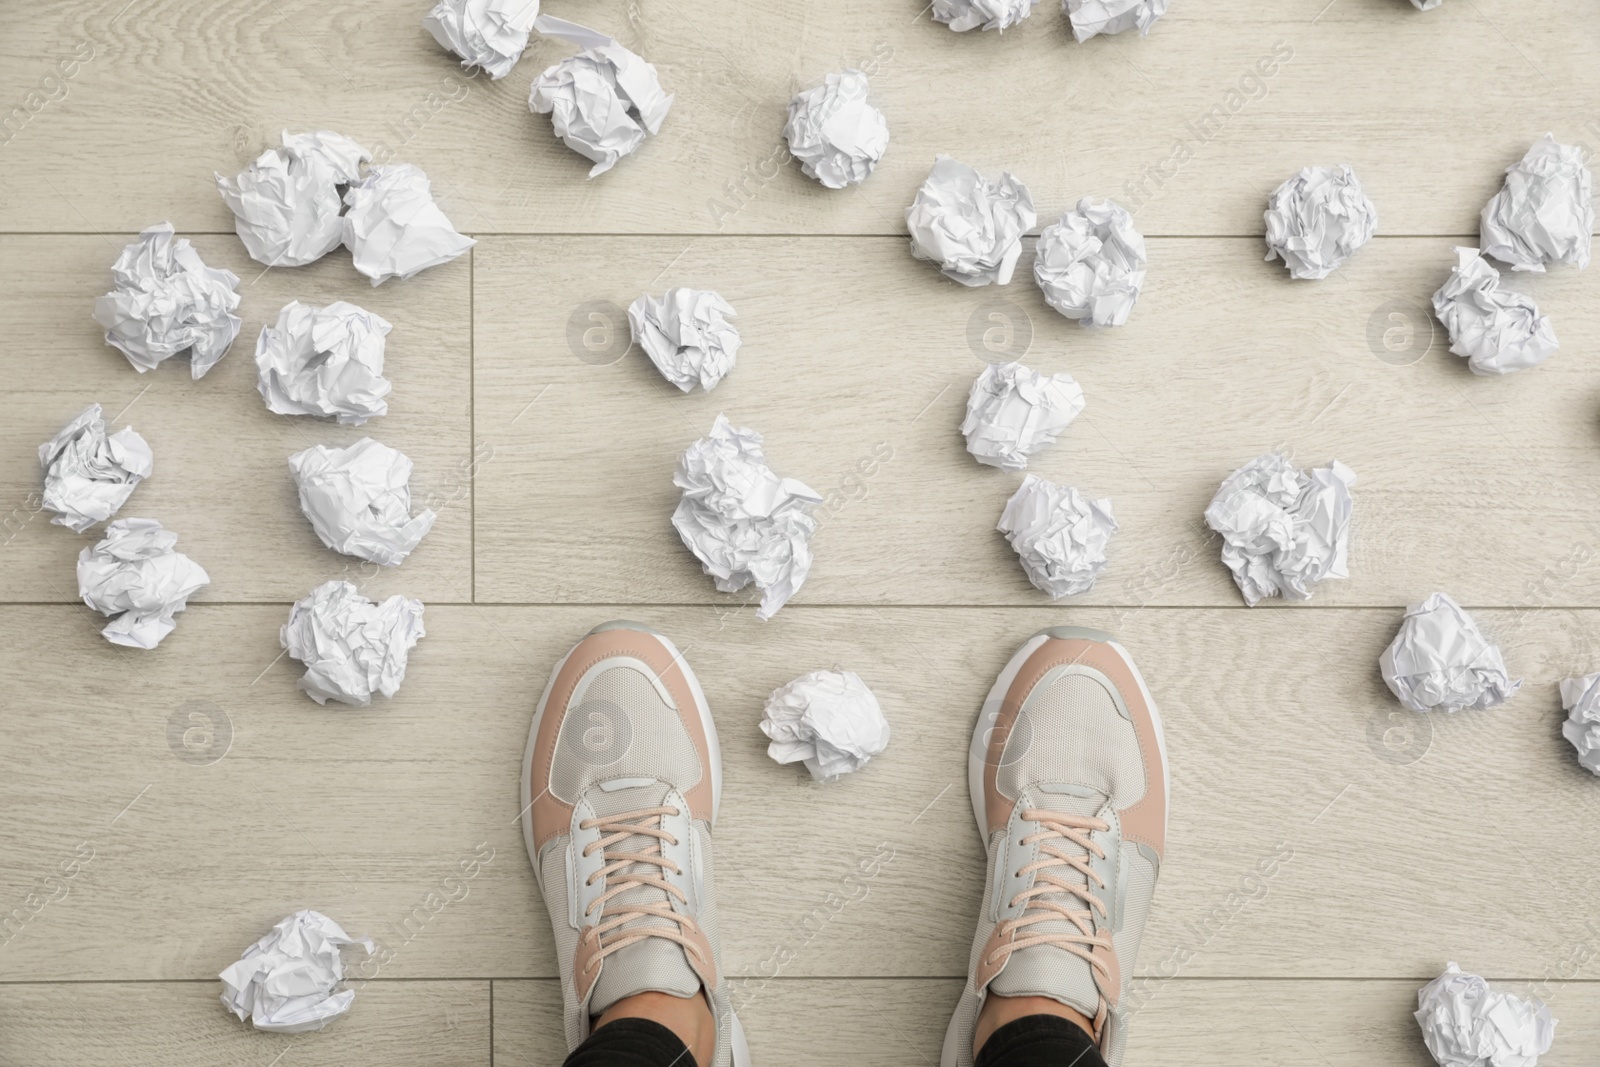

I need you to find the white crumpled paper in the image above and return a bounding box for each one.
[1065,0,1169,41]
[1480,135,1592,273]
[1034,197,1147,327]
[257,300,393,424]
[627,288,740,392]
[341,163,474,285]
[77,519,209,649]
[761,670,890,781]
[1415,963,1555,1067]
[281,580,426,707]
[423,0,540,79]
[961,361,1085,471]
[39,404,152,533]
[931,0,1036,33]
[289,438,437,566]
[92,223,242,378]
[216,130,370,267]
[1263,164,1377,280]
[1380,592,1520,713]
[784,69,888,189]
[528,15,673,178]
[1432,247,1558,376]
[997,475,1116,598]
[672,415,821,621]
[1203,452,1355,606]
[1411,0,1442,8]
[1558,672,1600,776]
[220,910,374,1033]
[907,156,1036,287]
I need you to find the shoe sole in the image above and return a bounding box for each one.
[943,625,1169,1067]
[520,620,750,1067]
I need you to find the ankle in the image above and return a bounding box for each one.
[973,993,1095,1057]
[595,989,715,1067]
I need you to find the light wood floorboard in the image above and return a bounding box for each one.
[0,980,491,1066]
[1,1,1596,236]
[473,234,1600,608]
[2,604,1596,984]
[493,977,1600,1067]
[0,235,474,604]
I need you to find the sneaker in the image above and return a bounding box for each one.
[522,620,751,1066]
[942,626,1169,1067]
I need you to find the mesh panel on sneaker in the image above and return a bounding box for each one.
[1110,841,1157,1006]
[950,830,1009,1067]
[549,663,705,804]
[540,842,587,1048]
[997,671,1144,809]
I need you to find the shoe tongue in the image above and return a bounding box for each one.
[584,781,702,1014]
[988,791,1107,1019]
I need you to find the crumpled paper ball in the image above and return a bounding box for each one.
[1558,672,1600,776]
[1064,0,1169,41]
[1034,197,1148,327]
[256,300,393,424]
[423,0,540,79]
[761,670,891,781]
[1480,134,1592,273]
[1411,0,1442,8]
[92,223,242,378]
[215,130,370,267]
[1203,452,1355,606]
[997,476,1116,598]
[627,288,740,392]
[1414,963,1555,1067]
[961,361,1085,471]
[281,580,426,707]
[783,69,889,189]
[528,15,673,178]
[39,404,152,533]
[341,163,474,285]
[1262,164,1377,280]
[672,415,821,621]
[76,518,210,649]
[906,155,1036,287]
[220,910,374,1033]
[1380,592,1520,713]
[1432,247,1558,375]
[931,0,1037,32]
[289,438,437,566]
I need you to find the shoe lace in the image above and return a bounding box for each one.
[578,805,708,975]
[985,808,1114,987]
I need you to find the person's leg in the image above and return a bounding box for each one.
[972,1015,1107,1067]
[942,626,1169,1067]
[972,999,1107,1067]
[562,1016,694,1067]
[524,621,750,1067]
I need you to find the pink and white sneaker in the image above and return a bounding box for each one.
[522,621,751,1066]
[943,626,1170,1067]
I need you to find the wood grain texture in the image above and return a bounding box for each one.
[3,603,1596,983]
[493,977,1600,1067]
[1,0,1596,236]
[0,235,474,604]
[473,233,1600,608]
[0,980,491,1066]
[4,1,1600,1062]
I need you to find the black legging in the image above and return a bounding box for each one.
[561,1014,1110,1067]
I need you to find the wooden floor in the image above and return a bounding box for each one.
[3,0,1599,1063]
